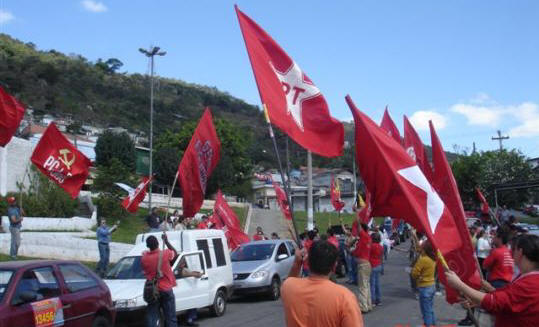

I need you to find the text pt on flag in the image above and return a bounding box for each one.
[0,86,25,147]
[235,5,344,157]
[178,108,221,218]
[30,122,92,199]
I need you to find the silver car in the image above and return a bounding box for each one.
[231,239,296,300]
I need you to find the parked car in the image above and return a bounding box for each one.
[105,229,233,327]
[0,260,115,327]
[231,239,295,300]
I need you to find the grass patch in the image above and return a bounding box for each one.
[519,216,539,226]
[0,253,97,271]
[290,211,384,232]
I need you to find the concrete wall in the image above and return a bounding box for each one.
[1,211,97,232]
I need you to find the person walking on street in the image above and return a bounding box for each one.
[281,240,364,327]
[353,222,372,313]
[411,240,437,327]
[7,197,23,259]
[369,232,384,306]
[141,233,178,327]
[96,219,119,277]
[252,226,268,241]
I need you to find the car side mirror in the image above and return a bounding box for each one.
[18,291,38,304]
[276,254,288,261]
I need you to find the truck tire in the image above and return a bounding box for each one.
[209,289,227,317]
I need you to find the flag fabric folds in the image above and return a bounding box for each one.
[403,115,433,181]
[212,190,250,251]
[358,190,372,224]
[476,187,490,215]
[122,176,152,213]
[380,107,401,145]
[430,121,481,303]
[0,86,25,147]
[273,182,292,220]
[235,6,344,157]
[30,123,92,198]
[330,175,345,212]
[178,108,221,218]
[346,95,460,255]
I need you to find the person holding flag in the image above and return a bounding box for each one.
[96,218,119,277]
[411,240,438,327]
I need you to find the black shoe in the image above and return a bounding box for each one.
[458,318,473,326]
[186,322,199,327]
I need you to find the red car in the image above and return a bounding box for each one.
[0,260,116,327]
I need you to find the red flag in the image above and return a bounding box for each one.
[235,6,344,157]
[213,190,250,251]
[0,87,25,147]
[122,176,152,213]
[330,175,345,212]
[403,115,433,181]
[476,187,490,214]
[273,182,292,220]
[346,95,461,255]
[178,108,221,218]
[430,121,481,303]
[30,123,92,198]
[357,190,372,224]
[380,107,401,145]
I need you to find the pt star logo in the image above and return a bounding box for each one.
[397,165,443,233]
[271,60,321,131]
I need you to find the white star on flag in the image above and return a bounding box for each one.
[271,61,321,131]
[397,165,444,233]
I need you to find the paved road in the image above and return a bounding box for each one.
[181,240,465,327]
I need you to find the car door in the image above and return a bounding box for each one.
[57,264,101,326]
[172,251,210,311]
[4,266,65,327]
[275,242,293,280]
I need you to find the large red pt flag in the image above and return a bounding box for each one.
[122,176,152,213]
[212,191,250,251]
[403,115,433,181]
[235,6,344,157]
[179,108,221,218]
[430,121,481,303]
[31,123,92,198]
[0,87,25,147]
[346,95,460,255]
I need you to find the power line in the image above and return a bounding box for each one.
[491,130,509,151]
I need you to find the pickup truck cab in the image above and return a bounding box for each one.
[105,229,233,326]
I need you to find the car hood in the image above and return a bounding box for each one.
[104,279,144,301]
[232,260,270,273]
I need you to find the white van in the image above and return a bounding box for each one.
[104,229,233,326]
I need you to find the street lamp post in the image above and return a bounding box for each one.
[139,46,166,210]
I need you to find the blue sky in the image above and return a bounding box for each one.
[1,1,539,157]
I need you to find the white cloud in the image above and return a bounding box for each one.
[508,102,539,137]
[81,0,108,13]
[409,110,448,131]
[450,103,504,126]
[0,10,15,24]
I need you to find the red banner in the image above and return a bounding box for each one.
[178,108,221,218]
[235,6,344,157]
[476,187,490,214]
[273,182,292,220]
[403,115,433,182]
[122,176,152,213]
[30,123,91,198]
[212,190,249,251]
[330,175,345,212]
[0,86,25,147]
[380,106,401,145]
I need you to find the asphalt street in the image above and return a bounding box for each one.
[177,239,465,327]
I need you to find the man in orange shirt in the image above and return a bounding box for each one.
[281,240,364,327]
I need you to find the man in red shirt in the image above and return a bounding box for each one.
[483,228,514,289]
[353,222,372,313]
[141,233,178,327]
[446,234,539,327]
[252,226,268,241]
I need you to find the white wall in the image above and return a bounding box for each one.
[1,212,97,232]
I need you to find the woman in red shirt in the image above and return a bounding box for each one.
[353,222,372,313]
[446,234,539,327]
[369,232,384,306]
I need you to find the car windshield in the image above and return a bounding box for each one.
[106,256,145,279]
[0,269,14,302]
[231,244,275,262]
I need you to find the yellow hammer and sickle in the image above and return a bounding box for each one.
[58,149,75,170]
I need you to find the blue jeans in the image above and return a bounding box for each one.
[418,285,436,326]
[97,242,110,276]
[346,254,357,283]
[9,226,21,258]
[490,279,508,289]
[370,265,382,304]
[187,308,197,323]
[146,289,177,327]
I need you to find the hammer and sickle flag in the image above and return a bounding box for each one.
[31,123,92,198]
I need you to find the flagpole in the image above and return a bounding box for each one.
[164,171,180,229]
[307,150,314,230]
[263,104,301,246]
[285,137,294,214]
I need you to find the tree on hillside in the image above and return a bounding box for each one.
[92,158,135,219]
[452,149,537,209]
[95,130,136,172]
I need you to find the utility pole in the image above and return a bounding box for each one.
[491,130,509,151]
[139,46,166,210]
[307,150,313,230]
